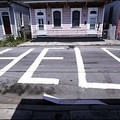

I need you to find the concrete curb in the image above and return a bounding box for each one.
[17,40,120,47]
[18,42,120,47]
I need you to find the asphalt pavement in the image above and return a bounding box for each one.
[1,40,120,119]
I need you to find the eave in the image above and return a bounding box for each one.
[23,0,109,4]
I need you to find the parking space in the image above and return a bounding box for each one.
[80,47,120,90]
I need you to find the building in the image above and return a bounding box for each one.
[23,0,108,40]
[0,0,30,40]
[103,0,120,40]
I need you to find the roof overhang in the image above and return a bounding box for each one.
[0,2,10,8]
[23,0,109,4]
[29,2,106,8]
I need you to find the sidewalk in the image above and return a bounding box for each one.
[18,39,120,47]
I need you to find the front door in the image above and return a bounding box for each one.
[35,9,47,35]
[2,12,11,35]
[87,8,98,35]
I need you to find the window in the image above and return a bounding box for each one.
[72,11,80,27]
[90,17,97,29]
[20,13,24,27]
[52,9,62,27]
[2,12,9,16]
[1,12,11,34]
[90,11,97,14]
[71,8,82,27]
[38,18,44,30]
[108,7,113,24]
[37,12,44,16]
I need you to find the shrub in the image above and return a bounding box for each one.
[6,35,15,42]
[0,35,29,47]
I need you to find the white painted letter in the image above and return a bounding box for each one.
[0,48,34,76]
[18,48,64,84]
[74,47,87,87]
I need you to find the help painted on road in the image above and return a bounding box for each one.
[18,48,64,84]
[0,47,120,90]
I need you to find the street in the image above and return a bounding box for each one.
[0,46,120,104]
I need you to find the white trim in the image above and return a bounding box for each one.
[0,11,12,36]
[0,8,9,11]
[8,11,13,35]
[13,8,18,38]
[29,8,34,38]
[100,7,105,37]
[71,8,82,27]
[87,7,98,34]
[35,9,47,35]
[1,12,6,35]
[52,8,63,28]
[0,13,5,35]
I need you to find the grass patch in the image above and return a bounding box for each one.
[0,35,30,47]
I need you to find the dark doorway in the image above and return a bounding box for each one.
[2,13,11,35]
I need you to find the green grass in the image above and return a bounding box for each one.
[0,36,30,47]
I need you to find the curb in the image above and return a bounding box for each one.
[17,40,120,47]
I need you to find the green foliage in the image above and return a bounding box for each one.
[6,35,15,42]
[0,35,29,47]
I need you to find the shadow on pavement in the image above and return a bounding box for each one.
[11,99,120,120]
[31,36,104,42]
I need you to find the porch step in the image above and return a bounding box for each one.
[31,36,104,42]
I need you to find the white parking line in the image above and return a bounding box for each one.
[43,57,63,60]
[106,48,120,50]
[0,49,12,55]
[86,82,120,90]
[75,47,120,89]
[77,47,120,90]
[0,57,17,59]
[101,48,120,62]
[18,48,64,84]
[0,48,34,76]
[74,47,87,87]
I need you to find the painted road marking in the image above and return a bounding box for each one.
[74,47,87,87]
[0,48,34,76]
[0,49,12,55]
[106,48,120,50]
[85,82,120,90]
[101,48,120,62]
[1,47,120,90]
[0,57,17,59]
[78,47,120,90]
[18,48,64,84]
